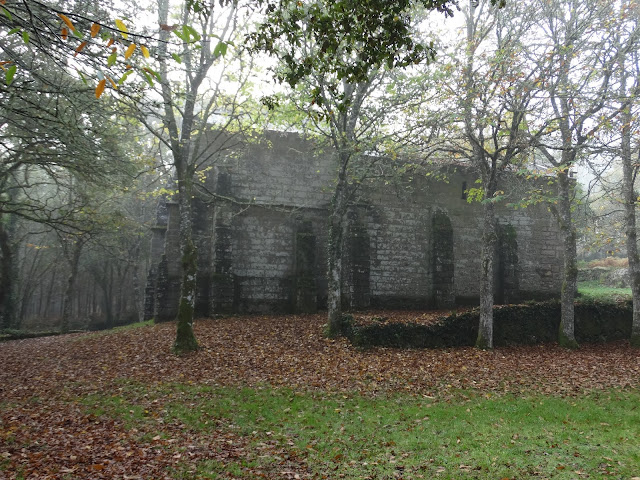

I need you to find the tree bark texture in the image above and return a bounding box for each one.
[326,167,349,337]
[621,104,640,347]
[0,222,17,329]
[556,171,579,348]
[62,241,83,333]
[476,200,496,349]
[173,173,199,353]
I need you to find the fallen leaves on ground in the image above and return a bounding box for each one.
[1,312,639,478]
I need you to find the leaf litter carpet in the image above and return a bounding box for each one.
[1,312,639,479]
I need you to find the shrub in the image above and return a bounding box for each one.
[587,257,628,269]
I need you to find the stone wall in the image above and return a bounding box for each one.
[146,131,563,318]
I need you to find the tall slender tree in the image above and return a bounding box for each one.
[530,0,617,348]
[251,0,504,336]
[135,0,255,353]
[420,0,543,348]
[611,0,640,347]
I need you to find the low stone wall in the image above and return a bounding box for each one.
[345,300,633,348]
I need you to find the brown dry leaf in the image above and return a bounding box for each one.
[94,79,106,98]
[90,23,101,38]
[1,312,639,478]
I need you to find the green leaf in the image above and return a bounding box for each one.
[118,70,133,85]
[213,41,227,57]
[107,51,117,67]
[7,27,20,35]
[5,64,17,85]
[21,31,29,43]
[2,7,12,20]
[184,25,201,42]
[77,70,88,85]
[141,70,154,87]
[144,67,161,82]
[171,53,182,64]
[172,29,187,42]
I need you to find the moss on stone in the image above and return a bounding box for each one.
[344,300,633,349]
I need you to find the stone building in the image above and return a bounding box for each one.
[144,131,563,321]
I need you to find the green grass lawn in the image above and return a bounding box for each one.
[83,381,640,479]
[577,281,632,302]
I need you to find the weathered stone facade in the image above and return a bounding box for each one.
[144,131,563,320]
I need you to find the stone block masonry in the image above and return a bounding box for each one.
[146,131,563,317]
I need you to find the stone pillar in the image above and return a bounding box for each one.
[343,211,371,310]
[430,209,455,308]
[210,172,236,314]
[143,225,167,321]
[192,197,212,317]
[294,220,317,313]
[495,223,519,305]
[154,201,181,322]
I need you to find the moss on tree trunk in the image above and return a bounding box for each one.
[173,237,198,354]
[557,172,579,349]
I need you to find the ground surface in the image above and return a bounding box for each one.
[1,312,639,479]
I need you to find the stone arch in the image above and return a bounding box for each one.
[430,209,455,308]
[294,220,318,313]
[343,209,371,310]
[494,222,519,304]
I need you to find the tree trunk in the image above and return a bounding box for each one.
[556,171,579,348]
[621,108,640,347]
[0,221,17,330]
[105,263,115,328]
[173,173,199,353]
[62,241,83,333]
[131,242,143,323]
[44,269,56,318]
[326,173,348,337]
[476,200,496,349]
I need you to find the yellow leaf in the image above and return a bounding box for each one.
[61,27,68,40]
[106,76,118,90]
[124,43,136,59]
[58,14,75,32]
[74,41,87,56]
[115,19,129,39]
[95,79,106,99]
[140,45,150,58]
[90,23,100,38]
